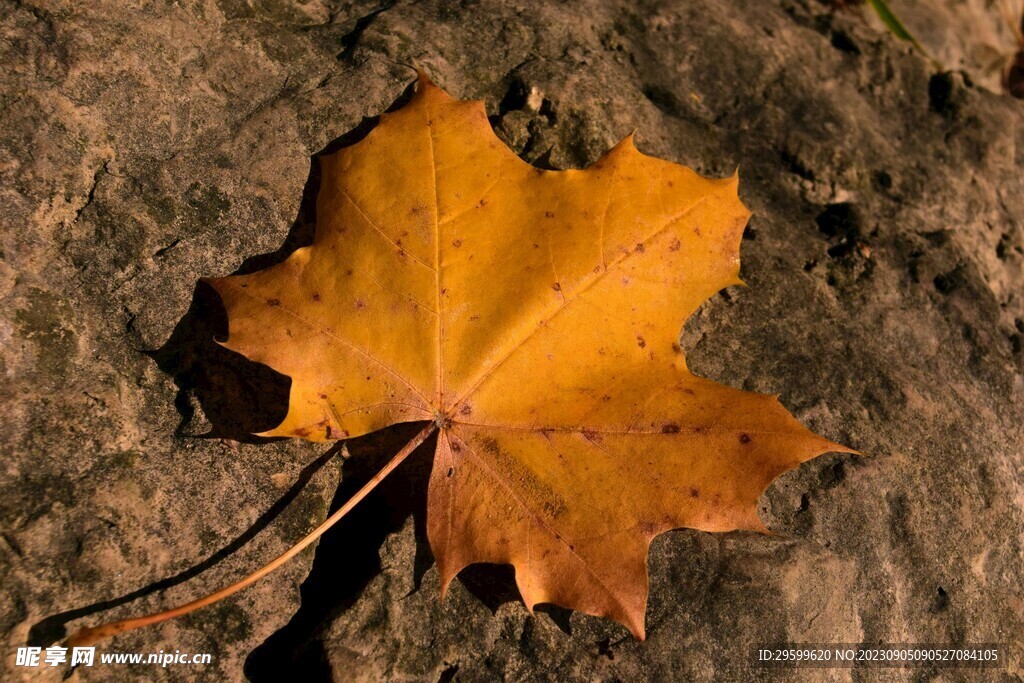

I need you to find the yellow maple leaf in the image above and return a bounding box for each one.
[68,72,853,646]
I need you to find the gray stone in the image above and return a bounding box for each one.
[1,0,1022,681]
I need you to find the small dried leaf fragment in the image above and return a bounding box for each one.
[208,73,853,638]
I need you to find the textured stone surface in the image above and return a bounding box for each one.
[1,0,1022,681]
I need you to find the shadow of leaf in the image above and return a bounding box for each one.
[27,444,342,647]
[243,422,435,681]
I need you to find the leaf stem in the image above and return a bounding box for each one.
[65,421,438,647]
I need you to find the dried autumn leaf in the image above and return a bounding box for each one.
[201,73,853,638]
[68,73,854,647]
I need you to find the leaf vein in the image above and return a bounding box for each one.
[339,188,438,273]
[222,281,433,409]
[450,196,710,410]
[452,430,635,616]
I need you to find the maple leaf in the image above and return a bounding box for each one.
[67,72,853,646]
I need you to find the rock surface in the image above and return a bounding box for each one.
[1,0,1022,681]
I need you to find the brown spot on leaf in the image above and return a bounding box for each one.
[355,299,365,309]
[460,404,472,415]
[636,336,646,348]
[668,237,681,252]
[312,292,321,302]
[552,282,561,292]
[635,243,645,253]
[545,211,555,218]
[319,393,328,399]
[452,239,462,247]
[451,441,461,453]
[662,423,680,434]
[739,433,751,444]
[267,298,281,306]
[293,427,309,437]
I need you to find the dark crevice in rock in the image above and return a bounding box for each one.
[336,0,397,64]
[72,160,108,225]
[818,460,846,490]
[797,493,810,514]
[498,77,530,114]
[816,203,868,263]
[780,148,816,181]
[1,532,24,558]
[437,662,459,683]
[642,84,685,119]
[829,29,860,55]
[933,265,966,295]
[153,238,180,258]
[928,71,973,120]
[815,203,860,239]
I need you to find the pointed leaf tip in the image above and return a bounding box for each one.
[415,67,433,86]
[628,616,647,641]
